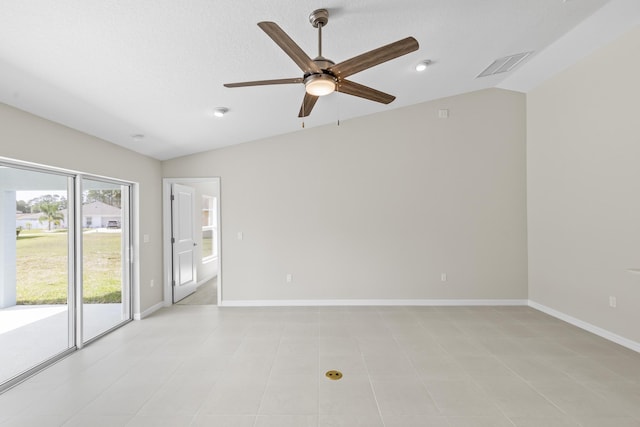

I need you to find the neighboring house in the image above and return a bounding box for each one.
[82,201,121,228]
[16,210,67,230]
[15,202,120,230]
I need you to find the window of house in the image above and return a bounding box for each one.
[201,195,217,262]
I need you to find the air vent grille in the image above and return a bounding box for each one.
[477,52,533,78]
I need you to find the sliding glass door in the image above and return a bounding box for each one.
[0,165,74,386]
[0,161,133,390]
[81,178,131,342]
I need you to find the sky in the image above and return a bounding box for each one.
[16,191,67,202]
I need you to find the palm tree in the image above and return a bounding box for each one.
[37,202,64,231]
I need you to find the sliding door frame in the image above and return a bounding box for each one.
[0,160,78,392]
[79,174,134,346]
[0,157,135,391]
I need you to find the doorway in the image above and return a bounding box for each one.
[162,178,221,306]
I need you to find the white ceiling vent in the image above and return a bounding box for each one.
[477,51,533,78]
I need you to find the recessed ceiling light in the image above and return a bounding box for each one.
[415,60,432,72]
[213,107,229,118]
[131,134,144,142]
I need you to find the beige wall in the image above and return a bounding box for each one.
[0,102,163,315]
[163,88,528,303]
[527,26,640,342]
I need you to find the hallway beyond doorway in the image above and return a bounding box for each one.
[176,277,217,305]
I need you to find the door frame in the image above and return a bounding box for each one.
[162,177,222,306]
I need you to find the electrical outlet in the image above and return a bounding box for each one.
[286,274,293,283]
[441,273,447,282]
[609,296,617,308]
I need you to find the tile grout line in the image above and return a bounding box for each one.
[252,317,283,427]
[395,307,447,421]
[463,312,579,426]
[360,313,388,427]
[186,322,226,426]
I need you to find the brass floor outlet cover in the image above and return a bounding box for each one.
[325,370,343,380]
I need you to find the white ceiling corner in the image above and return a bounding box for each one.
[499,0,640,93]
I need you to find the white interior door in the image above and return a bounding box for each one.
[171,183,197,302]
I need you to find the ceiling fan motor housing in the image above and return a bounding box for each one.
[312,57,335,70]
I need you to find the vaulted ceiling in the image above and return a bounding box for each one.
[0,0,637,160]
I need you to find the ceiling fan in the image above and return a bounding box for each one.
[224,9,419,117]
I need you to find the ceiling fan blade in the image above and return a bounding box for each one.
[224,78,303,88]
[298,93,319,117]
[329,37,419,79]
[258,22,322,74]
[337,79,396,104]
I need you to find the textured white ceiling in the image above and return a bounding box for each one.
[0,0,636,160]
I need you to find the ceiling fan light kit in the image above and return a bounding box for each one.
[304,74,336,96]
[224,9,419,117]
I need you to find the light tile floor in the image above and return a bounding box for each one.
[0,304,127,383]
[1,305,639,426]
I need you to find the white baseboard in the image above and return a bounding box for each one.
[133,301,164,320]
[158,293,639,353]
[219,299,529,307]
[529,300,640,353]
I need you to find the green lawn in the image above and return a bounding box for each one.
[202,235,213,258]
[16,230,122,305]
